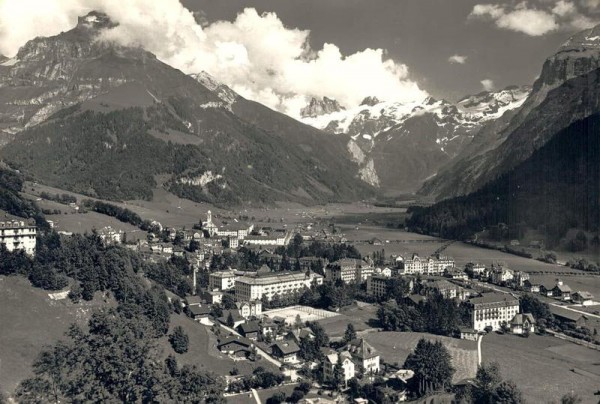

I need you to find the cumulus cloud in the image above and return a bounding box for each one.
[0,0,427,118]
[481,79,495,91]
[448,54,468,64]
[470,1,599,36]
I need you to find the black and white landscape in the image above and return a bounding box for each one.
[0,1,599,403]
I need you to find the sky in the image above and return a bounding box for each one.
[0,0,598,117]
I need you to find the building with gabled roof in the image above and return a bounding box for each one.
[345,338,380,374]
[323,351,355,384]
[271,341,300,363]
[510,313,536,335]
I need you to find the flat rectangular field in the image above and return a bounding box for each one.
[482,332,600,403]
[262,305,339,325]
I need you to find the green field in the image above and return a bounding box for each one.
[482,332,600,403]
[0,276,109,396]
[158,314,278,377]
[364,332,478,383]
[317,303,379,339]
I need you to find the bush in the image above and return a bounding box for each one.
[169,326,189,354]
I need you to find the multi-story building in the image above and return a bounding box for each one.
[243,233,289,246]
[346,338,380,374]
[236,300,262,318]
[0,220,37,256]
[323,351,355,384]
[402,254,454,275]
[326,258,372,283]
[235,271,324,301]
[489,264,514,285]
[425,279,468,301]
[469,293,520,331]
[366,275,389,298]
[202,210,253,241]
[209,270,238,291]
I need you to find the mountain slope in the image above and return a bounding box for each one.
[407,113,600,246]
[0,12,372,206]
[298,87,529,192]
[420,24,600,200]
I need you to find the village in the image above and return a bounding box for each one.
[4,206,598,404]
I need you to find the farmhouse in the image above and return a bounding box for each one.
[468,293,520,331]
[189,305,211,321]
[541,279,572,300]
[549,306,589,327]
[0,220,37,256]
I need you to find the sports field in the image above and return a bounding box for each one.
[262,305,338,325]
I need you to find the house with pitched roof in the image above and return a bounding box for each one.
[510,313,536,335]
[237,321,260,340]
[345,338,380,374]
[573,291,594,306]
[271,341,301,363]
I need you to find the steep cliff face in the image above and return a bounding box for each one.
[420,24,600,200]
[299,87,529,192]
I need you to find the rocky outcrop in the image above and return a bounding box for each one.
[300,97,345,118]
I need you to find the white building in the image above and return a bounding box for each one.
[98,226,123,246]
[469,293,520,331]
[209,270,238,291]
[202,211,253,241]
[402,254,454,275]
[323,351,355,384]
[326,258,373,283]
[0,220,37,256]
[235,271,324,302]
[236,300,262,319]
[243,233,289,246]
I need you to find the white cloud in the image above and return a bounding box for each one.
[448,54,467,64]
[481,79,495,91]
[0,1,427,118]
[470,1,599,36]
[470,3,558,36]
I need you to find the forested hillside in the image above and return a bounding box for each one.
[407,114,600,247]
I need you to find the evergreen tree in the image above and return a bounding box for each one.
[404,339,454,397]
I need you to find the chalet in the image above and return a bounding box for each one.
[271,341,300,363]
[573,291,594,306]
[237,321,260,340]
[185,295,203,307]
[459,327,479,341]
[511,271,530,288]
[200,290,223,305]
[550,279,572,300]
[217,336,253,357]
[189,305,211,321]
[510,313,536,335]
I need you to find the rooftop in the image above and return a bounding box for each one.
[469,292,518,306]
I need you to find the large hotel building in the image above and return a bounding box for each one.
[469,293,520,331]
[235,271,324,301]
[0,220,37,256]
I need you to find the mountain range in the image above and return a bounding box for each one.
[419,24,600,200]
[298,86,530,192]
[0,12,372,206]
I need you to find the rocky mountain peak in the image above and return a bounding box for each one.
[360,96,381,106]
[300,96,345,118]
[76,11,116,31]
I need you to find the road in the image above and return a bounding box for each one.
[477,335,483,365]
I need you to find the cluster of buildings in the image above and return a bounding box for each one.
[0,220,37,256]
[398,253,455,275]
[203,210,291,248]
